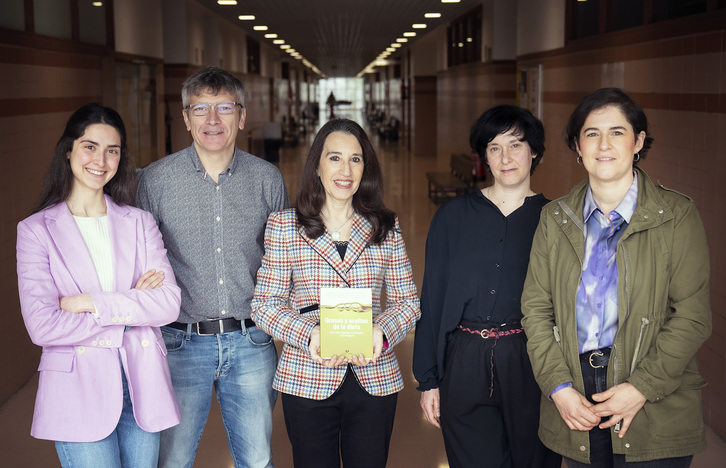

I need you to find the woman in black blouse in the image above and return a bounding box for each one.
[413,105,561,468]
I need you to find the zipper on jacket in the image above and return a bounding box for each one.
[631,317,650,374]
[553,325,561,346]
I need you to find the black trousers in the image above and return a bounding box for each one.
[564,357,693,468]
[281,366,398,468]
[439,325,562,468]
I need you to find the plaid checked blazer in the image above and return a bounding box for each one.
[251,208,420,400]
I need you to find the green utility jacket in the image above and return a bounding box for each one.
[522,167,711,463]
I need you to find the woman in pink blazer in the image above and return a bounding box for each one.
[252,119,420,467]
[16,103,181,468]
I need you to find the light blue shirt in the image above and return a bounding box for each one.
[576,172,639,354]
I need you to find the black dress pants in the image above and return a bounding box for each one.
[281,366,398,468]
[439,325,561,468]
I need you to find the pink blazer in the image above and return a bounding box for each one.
[16,196,182,442]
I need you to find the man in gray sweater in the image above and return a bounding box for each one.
[136,66,289,468]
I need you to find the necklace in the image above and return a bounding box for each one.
[321,210,354,241]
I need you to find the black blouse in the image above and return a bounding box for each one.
[413,190,548,390]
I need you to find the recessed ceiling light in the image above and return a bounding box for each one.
[403,32,416,37]
[217,0,237,5]
[392,44,402,48]
[273,39,285,44]
[264,33,278,38]
[424,13,441,18]
[386,47,395,52]
[280,44,291,49]
[441,0,461,3]
[238,15,255,20]
[92,1,102,5]
[396,38,408,43]
[253,25,268,31]
[412,24,427,29]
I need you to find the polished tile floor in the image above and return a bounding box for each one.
[2,114,725,467]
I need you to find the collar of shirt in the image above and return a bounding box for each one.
[583,171,639,225]
[187,146,239,179]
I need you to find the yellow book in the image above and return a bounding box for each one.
[320,287,373,359]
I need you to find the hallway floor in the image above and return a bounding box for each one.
[2,117,725,467]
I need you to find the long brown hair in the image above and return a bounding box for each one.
[296,119,396,244]
[33,103,135,214]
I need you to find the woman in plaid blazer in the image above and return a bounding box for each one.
[252,118,420,467]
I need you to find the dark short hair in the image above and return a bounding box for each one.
[181,66,245,108]
[296,119,396,244]
[469,105,545,175]
[564,88,653,162]
[33,103,134,213]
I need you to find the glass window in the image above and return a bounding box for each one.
[78,0,107,45]
[653,0,707,22]
[116,62,157,169]
[572,0,601,39]
[34,0,72,40]
[247,36,260,75]
[447,5,482,67]
[0,0,25,31]
[608,0,644,32]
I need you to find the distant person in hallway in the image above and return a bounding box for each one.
[252,118,420,468]
[326,91,337,119]
[16,103,182,467]
[136,67,289,468]
[522,88,712,467]
[413,105,562,468]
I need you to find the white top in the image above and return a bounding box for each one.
[73,215,114,292]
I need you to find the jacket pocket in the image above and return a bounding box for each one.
[539,394,566,437]
[38,351,75,373]
[643,387,704,439]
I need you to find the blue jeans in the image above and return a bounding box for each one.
[55,364,159,468]
[158,324,277,468]
[564,359,693,468]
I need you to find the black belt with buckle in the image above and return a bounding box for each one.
[580,348,611,369]
[167,318,255,336]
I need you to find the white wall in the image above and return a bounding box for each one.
[516,0,566,56]
[219,19,247,73]
[187,1,207,65]
[492,0,517,61]
[115,0,164,58]
[410,26,444,76]
[204,16,221,67]
[162,0,188,63]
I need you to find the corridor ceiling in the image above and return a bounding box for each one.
[197,0,477,77]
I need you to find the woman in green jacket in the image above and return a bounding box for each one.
[522,88,711,467]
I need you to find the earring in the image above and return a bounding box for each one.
[634,152,641,163]
[577,155,583,165]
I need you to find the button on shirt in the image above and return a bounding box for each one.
[136,146,289,323]
[576,173,638,354]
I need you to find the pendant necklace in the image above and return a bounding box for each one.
[321,210,354,241]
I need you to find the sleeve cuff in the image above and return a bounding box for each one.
[550,382,573,399]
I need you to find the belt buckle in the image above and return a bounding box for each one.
[195,320,218,336]
[479,328,494,339]
[588,350,605,369]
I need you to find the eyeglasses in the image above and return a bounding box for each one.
[185,102,242,116]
